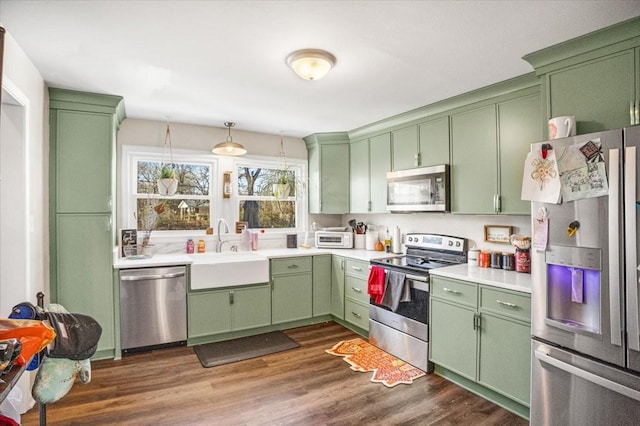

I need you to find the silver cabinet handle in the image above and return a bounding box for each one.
[625,146,640,351]
[120,271,185,281]
[351,266,362,271]
[608,148,623,347]
[351,287,362,293]
[534,349,640,402]
[443,287,461,295]
[496,300,518,309]
[351,311,362,319]
[631,100,635,126]
[288,264,299,269]
[229,291,234,305]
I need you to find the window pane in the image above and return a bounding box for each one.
[137,161,210,195]
[137,198,210,231]
[239,200,296,228]
[237,166,297,198]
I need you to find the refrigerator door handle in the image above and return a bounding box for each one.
[625,146,640,351]
[534,349,640,402]
[608,148,623,347]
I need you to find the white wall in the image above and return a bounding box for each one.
[0,29,48,414]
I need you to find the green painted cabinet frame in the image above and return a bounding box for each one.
[271,257,313,324]
[349,133,391,213]
[304,133,350,214]
[49,88,125,359]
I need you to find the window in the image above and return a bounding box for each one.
[123,146,217,234]
[123,146,307,235]
[236,160,306,230]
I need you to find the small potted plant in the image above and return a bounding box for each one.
[157,164,178,196]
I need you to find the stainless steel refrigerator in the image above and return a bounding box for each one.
[530,126,640,425]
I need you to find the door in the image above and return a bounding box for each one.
[624,125,640,372]
[531,129,625,367]
[531,341,640,426]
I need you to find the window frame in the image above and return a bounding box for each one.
[122,146,308,238]
[233,157,308,232]
[122,145,219,237]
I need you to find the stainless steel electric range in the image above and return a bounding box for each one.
[369,233,467,372]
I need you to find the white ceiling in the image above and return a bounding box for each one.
[1,1,640,138]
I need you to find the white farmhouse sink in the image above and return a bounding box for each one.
[188,252,269,290]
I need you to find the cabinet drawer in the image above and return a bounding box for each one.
[271,256,312,275]
[431,276,477,307]
[345,276,369,304]
[345,299,369,331]
[479,286,531,322]
[344,259,369,280]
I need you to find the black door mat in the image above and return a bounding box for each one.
[193,331,300,368]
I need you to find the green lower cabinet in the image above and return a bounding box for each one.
[478,313,531,406]
[430,276,531,419]
[312,255,332,316]
[429,298,477,380]
[271,257,313,324]
[188,284,271,338]
[331,256,345,319]
[343,258,370,331]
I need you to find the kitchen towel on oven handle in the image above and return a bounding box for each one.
[381,270,410,312]
[367,266,386,304]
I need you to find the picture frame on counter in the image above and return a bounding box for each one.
[484,225,513,244]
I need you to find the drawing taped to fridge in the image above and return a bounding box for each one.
[521,138,609,203]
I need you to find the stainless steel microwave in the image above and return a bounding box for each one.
[386,165,450,212]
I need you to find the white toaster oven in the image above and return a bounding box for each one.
[315,231,353,248]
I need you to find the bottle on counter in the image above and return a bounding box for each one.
[186,239,195,254]
[384,227,391,253]
[197,239,205,253]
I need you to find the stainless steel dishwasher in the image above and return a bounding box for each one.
[119,265,187,353]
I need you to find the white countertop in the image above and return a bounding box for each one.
[429,263,532,294]
[113,247,400,269]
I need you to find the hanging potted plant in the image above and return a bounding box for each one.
[156,122,179,196]
[272,169,292,199]
[157,164,178,196]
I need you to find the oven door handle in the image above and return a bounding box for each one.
[405,273,428,283]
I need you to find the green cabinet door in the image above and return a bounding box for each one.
[497,93,542,214]
[272,273,313,324]
[232,285,271,331]
[450,105,498,214]
[369,133,391,213]
[419,117,450,166]
[331,256,345,319]
[307,143,320,214]
[349,138,369,213]
[312,255,332,316]
[429,298,478,381]
[320,143,350,213]
[54,110,114,213]
[478,313,531,406]
[392,125,419,171]
[188,290,232,338]
[548,49,635,134]
[56,214,114,353]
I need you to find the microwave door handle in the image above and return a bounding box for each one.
[609,148,623,347]
[625,146,640,351]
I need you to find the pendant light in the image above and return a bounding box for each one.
[212,122,247,156]
[286,49,336,81]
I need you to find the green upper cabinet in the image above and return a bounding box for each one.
[350,133,391,213]
[349,138,369,213]
[451,104,498,214]
[451,83,541,215]
[391,125,419,171]
[497,93,542,214]
[418,116,450,167]
[523,17,640,133]
[304,132,350,214]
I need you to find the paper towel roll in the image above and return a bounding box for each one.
[392,226,402,254]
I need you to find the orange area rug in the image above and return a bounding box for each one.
[326,338,425,387]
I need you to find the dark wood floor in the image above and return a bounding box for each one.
[22,322,528,425]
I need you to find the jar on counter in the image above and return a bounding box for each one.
[479,251,491,268]
[186,239,195,254]
[490,251,502,269]
[502,252,515,271]
[515,248,530,273]
[197,239,206,253]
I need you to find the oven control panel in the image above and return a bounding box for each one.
[404,233,466,253]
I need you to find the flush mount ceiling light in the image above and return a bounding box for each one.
[212,122,247,156]
[286,49,336,81]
